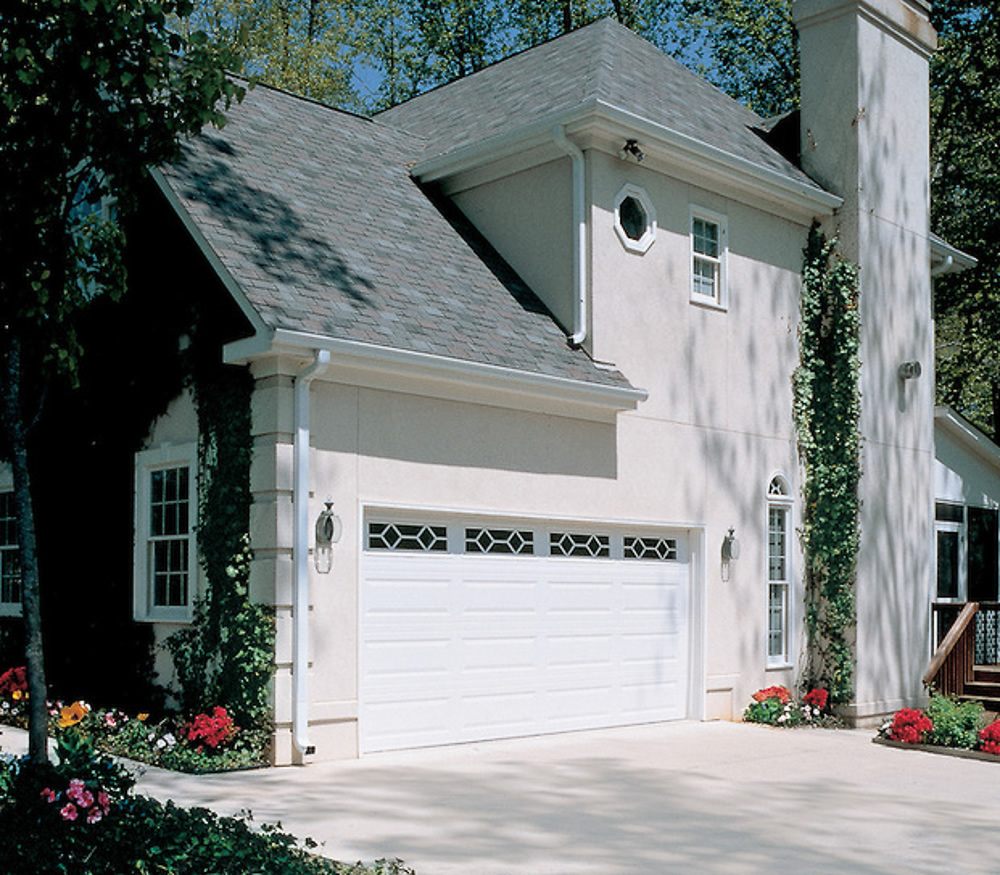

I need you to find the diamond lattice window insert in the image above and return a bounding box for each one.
[550,532,610,558]
[465,528,534,554]
[368,523,448,551]
[624,536,677,560]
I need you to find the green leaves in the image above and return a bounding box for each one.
[795,225,861,704]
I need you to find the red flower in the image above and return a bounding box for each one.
[804,688,829,710]
[0,666,28,697]
[979,720,1000,755]
[183,706,238,750]
[752,685,792,704]
[889,708,933,744]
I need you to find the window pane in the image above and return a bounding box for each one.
[693,218,718,256]
[968,507,998,602]
[937,530,960,599]
[619,196,647,241]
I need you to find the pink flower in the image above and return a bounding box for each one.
[60,803,78,821]
[40,788,57,803]
[66,778,93,808]
[86,805,104,824]
[104,712,117,728]
[96,791,111,813]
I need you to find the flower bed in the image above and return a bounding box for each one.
[875,694,1000,761]
[0,665,268,773]
[743,685,833,727]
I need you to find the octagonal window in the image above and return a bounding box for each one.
[614,184,656,253]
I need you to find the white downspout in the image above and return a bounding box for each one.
[552,125,588,347]
[292,349,331,758]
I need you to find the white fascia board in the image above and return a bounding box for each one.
[930,233,978,275]
[410,99,842,222]
[150,168,270,338]
[224,329,648,421]
[935,406,1000,471]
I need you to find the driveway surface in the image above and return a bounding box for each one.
[5,720,1000,873]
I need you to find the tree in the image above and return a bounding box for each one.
[929,3,1000,438]
[0,0,242,763]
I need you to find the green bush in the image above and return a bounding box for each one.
[925,694,986,749]
[0,730,414,874]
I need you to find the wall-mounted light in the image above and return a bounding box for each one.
[898,361,922,381]
[721,527,740,582]
[619,138,645,162]
[314,499,342,574]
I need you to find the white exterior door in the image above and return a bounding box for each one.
[359,516,691,753]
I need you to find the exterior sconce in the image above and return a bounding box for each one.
[619,138,645,162]
[898,361,922,381]
[314,499,342,574]
[721,527,740,582]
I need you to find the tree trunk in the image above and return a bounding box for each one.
[1,336,49,764]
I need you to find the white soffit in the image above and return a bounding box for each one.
[935,406,1000,471]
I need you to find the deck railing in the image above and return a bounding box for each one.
[924,602,979,695]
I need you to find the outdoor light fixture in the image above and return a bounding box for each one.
[620,138,645,162]
[898,361,922,380]
[314,499,342,574]
[721,527,740,582]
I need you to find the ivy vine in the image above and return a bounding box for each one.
[166,363,274,735]
[793,223,861,704]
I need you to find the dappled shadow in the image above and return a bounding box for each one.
[170,144,375,306]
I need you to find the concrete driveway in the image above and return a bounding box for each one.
[6,720,1000,873]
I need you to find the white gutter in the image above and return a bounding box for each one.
[552,125,588,347]
[292,349,331,758]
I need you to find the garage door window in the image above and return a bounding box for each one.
[366,518,680,561]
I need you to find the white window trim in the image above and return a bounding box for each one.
[614,184,656,254]
[133,444,198,623]
[0,489,21,618]
[766,475,794,669]
[689,205,728,310]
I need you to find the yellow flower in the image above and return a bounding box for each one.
[58,701,89,728]
[11,690,23,701]
[137,712,149,722]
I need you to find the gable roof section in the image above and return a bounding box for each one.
[156,83,639,406]
[375,18,829,200]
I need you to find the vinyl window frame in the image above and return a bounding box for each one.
[0,490,22,618]
[133,444,197,623]
[766,475,794,669]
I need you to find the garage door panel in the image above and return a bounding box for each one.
[360,525,690,753]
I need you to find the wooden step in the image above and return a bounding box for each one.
[963,680,1000,699]
[958,693,1000,716]
[974,665,1000,684]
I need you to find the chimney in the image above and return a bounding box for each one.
[793,0,937,724]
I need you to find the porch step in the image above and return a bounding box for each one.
[974,665,1000,685]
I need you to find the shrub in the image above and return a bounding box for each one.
[888,708,933,744]
[0,729,414,874]
[925,694,985,749]
[744,686,799,726]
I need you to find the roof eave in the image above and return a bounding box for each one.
[224,328,648,422]
[410,100,842,223]
[930,233,978,276]
[935,406,1000,469]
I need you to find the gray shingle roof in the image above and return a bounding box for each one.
[159,85,633,390]
[376,17,821,191]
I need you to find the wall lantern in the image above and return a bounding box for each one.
[898,361,922,381]
[721,527,740,582]
[619,138,645,162]
[314,499,342,574]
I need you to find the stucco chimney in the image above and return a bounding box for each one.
[793,0,937,724]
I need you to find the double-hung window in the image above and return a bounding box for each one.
[690,208,728,308]
[766,475,793,667]
[134,445,197,622]
[0,492,22,617]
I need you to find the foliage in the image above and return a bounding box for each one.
[925,694,985,749]
[1,0,243,762]
[166,365,274,738]
[887,708,934,745]
[743,685,830,727]
[794,225,861,705]
[0,729,414,873]
[930,3,1000,437]
[651,0,797,117]
[978,720,1000,755]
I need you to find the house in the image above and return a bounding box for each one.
[1,0,988,764]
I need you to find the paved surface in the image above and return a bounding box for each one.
[5,720,1000,873]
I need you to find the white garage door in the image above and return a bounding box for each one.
[359,515,691,753]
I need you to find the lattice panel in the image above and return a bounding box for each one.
[550,532,610,558]
[976,608,1000,664]
[368,522,448,552]
[623,536,677,561]
[465,528,534,554]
